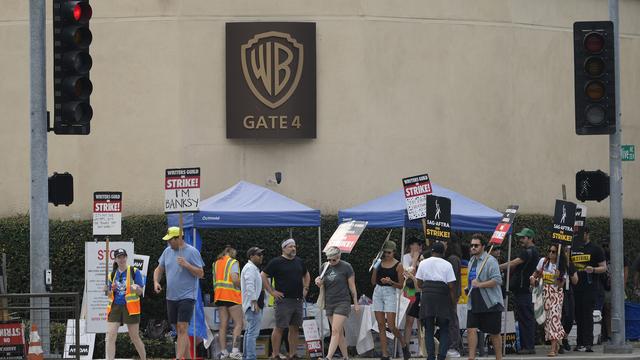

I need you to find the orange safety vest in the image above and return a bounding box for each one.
[106,266,141,316]
[213,256,242,304]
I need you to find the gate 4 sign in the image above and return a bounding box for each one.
[402,174,432,220]
[551,200,577,244]
[489,205,519,245]
[0,322,25,358]
[93,192,122,236]
[324,221,368,253]
[425,195,451,241]
[164,168,200,213]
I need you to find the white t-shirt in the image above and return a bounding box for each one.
[416,257,456,283]
[536,258,558,285]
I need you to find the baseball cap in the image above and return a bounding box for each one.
[383,240,396,251]
[246,247,265,257]
[113,248,127,257]
[515,228,535,238]
[162,226,182,240]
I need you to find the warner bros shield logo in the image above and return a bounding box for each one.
[241,31,303,109]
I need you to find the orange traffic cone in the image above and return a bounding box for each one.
[27,324,44,360]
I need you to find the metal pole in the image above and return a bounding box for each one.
[604,0,632,353]
[192,227,197,360]
[393,227,406,357]
[502,233,512,355]
[29,0,50,354]
[317,225,325,355]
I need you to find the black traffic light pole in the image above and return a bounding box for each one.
[604,0,631,354]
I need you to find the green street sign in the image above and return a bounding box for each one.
[622,145,635,161]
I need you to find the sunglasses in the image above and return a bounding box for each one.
[470,244,482,248]
[548,250,557,254]
[383,251,393,254]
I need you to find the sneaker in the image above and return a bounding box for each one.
[447,349,461,358]
[574,346,586,352]
[585,347,594,353]
[229,350,242,360]
[219,350,230,359]
[563,339,571,352]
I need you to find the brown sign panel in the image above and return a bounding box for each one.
[226,22,316,138]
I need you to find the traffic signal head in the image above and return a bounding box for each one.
[48,172,74,206]
[573,21,616,135]
[53,0,93,135]
[576,170,609,202]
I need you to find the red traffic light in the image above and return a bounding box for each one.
[584,32,604,53]
[70,2,92,23]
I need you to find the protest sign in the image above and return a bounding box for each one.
[323,221,367,253]
[0,322,24,358]
[85,242,134,333]
[92,192,122,236]
[424,195,451,242]
[402,174,432,220]
[164,168,200,213]
[551,200,577,244]
[489,205,519,245]
[573,205,587,244]
[133,254,150,293]
[63,319,95,360]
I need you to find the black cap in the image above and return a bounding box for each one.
[113,248,127,258]
[431,242,445,255]
[247,247,264,258]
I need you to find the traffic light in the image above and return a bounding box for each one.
[573,21,616,135]
[53,0,93,135]
[576,170,609,202]
[48,172,74,206]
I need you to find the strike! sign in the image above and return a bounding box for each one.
[402,173,432,220]
[92,192,122,236]
[425,195,451,241]
[0,322,24,358]
[323,221,368,253]
[489,205,519,245]
[551,200,577,244]
[164,168,200,213]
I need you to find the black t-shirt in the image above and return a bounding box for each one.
[571,242,605,293]
[263,256,308,299]
[511,246,540,293]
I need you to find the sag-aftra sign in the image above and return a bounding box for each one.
[226,22,316,138]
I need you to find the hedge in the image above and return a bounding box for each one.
[2,213,640,353]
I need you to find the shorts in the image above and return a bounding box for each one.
[274,298,303,328]
[107,304,140,325]
[372,285,398,313]
[215,300,240,307]
[325,302,351,317]
[466,310,501,335]
[406,292,420,318]
[167,299,196,324]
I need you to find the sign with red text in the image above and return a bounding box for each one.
[92,192,122,236]
[164,168,200,213]
[489,205,519,245]
[402,173,432,220]
[0,322,25,358]
[84,242,134,333]
[323,221,368,253]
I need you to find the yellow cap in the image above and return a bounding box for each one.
[162,226,182,240]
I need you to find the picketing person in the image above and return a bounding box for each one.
[213,245,243,359]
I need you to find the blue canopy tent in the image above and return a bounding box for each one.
[338,182,502,231]
[166,181,322,350]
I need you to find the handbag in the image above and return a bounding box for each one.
[532,277,546,325]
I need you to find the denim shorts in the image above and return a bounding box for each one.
[372,285,398,313]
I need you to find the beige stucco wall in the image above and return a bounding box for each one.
[1,0,639,220]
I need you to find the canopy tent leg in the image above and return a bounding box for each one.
[318,225,325,355]
[193,227,197,359]
[393,227,406,357]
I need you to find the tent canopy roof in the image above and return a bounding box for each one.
[338,183,502,232]
[168,181,321,228]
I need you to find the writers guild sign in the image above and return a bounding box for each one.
[227,22,316,138]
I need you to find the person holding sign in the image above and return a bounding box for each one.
[105,248,146,360]
[370,240,410,360]
[571,226,607,352]
[213,246,243,359]
[153,227,205,360]
[466,234,503,360]
[529,244,571,357]
[261,239,310,360]
[315,246,359,360]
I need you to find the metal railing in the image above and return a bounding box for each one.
[0,292,81,359]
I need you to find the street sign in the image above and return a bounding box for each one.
[622,145,635,161]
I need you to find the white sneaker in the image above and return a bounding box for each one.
[219,350,230,359]
[229,350,242,360]
[447,349,461,358]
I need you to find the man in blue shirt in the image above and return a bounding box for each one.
[153,227,205,359]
